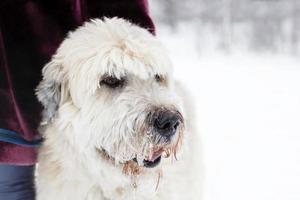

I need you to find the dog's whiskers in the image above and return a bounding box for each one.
[155,169,163,191]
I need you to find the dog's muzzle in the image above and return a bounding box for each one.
[97,108,183,169]
[132,108,183,168]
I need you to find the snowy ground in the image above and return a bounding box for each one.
[156,26,300,200]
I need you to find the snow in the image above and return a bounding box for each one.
[156,25,300,200]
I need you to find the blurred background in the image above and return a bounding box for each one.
[149,0,300,200]
[150,0,299,54]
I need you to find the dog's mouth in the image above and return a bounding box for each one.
[132,147,165,168]
[133,156,162,168]
[97,147,165,168]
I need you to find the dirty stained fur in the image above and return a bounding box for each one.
[35,17,201,200]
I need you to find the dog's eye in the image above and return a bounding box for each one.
[155,74,165,83]
[100,76,125,88]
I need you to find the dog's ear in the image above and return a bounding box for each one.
[36,59,67,124]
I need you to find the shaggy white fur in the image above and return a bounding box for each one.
[35,17,200,200]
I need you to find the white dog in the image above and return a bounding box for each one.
[35,17,200,200]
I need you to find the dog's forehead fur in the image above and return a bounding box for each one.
[49,17,173,86]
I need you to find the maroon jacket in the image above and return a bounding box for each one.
[0,0,155,165]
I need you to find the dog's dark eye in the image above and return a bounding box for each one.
[100,76,125,88]
[155,74,164,83]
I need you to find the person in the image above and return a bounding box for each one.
[0,1,155,199]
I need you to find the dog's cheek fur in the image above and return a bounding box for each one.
[81,93,149,163]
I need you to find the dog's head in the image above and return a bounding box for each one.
[36,18,184,173]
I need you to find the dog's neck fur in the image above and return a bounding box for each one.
[37,123,163,200]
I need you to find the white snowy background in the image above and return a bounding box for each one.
[150,1,300,200]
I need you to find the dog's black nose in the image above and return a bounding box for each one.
[153,110,181,138]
